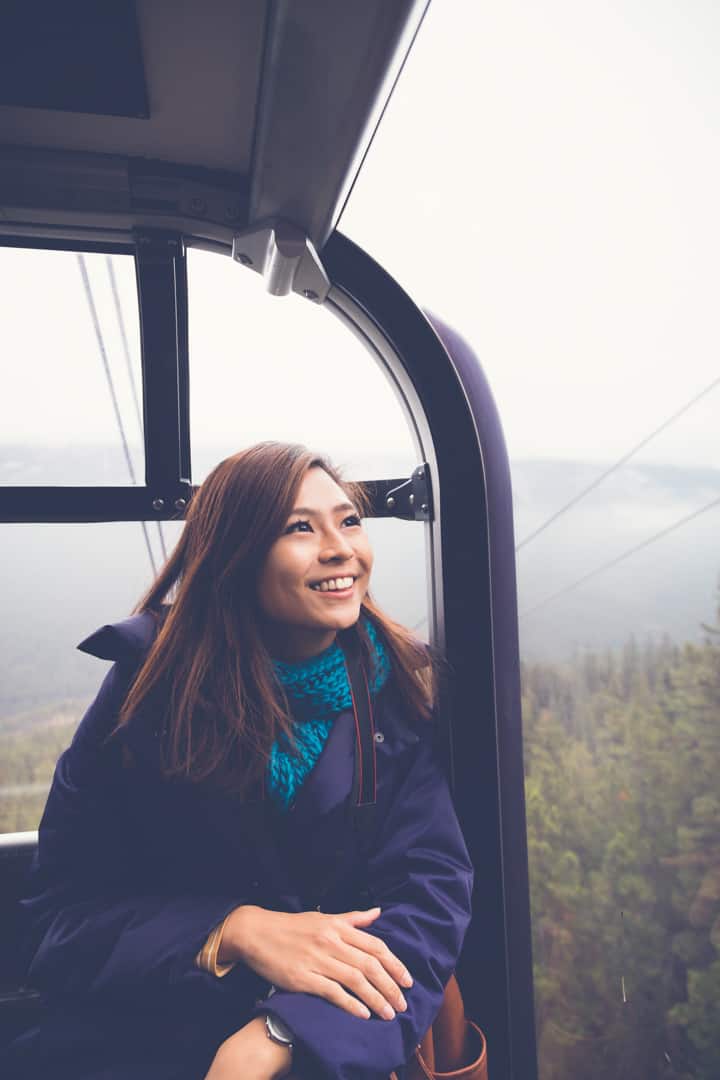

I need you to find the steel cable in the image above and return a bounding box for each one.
[77,254,157,577]
[516,373,720,551]
[106,256,167,562]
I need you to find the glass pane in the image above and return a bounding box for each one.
[0,520,181,834]
[187,248,428,633]
[187,249,417,480]
[0,248,144,485]
[341,4,720,1076]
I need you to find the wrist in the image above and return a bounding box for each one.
[219,904,260,964]
[266,1039,293,1080]
[252,1015,293,1078]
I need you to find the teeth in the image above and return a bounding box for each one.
[311,576,354,592]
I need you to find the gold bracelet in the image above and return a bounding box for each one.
[196,913,236,977]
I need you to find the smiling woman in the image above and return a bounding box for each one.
[8,441,475,1080]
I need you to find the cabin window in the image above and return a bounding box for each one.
[0,247,430,835]
[0,247,143,487]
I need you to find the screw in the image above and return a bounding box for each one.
[303,289,319,301]
[408,494,415,507]
[421,503,429,514]
[386,496,396,509]
[236,253,253,266]
[152,498,165,511]
[174,498,187,511]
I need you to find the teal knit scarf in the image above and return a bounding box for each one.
[268,619,390,811]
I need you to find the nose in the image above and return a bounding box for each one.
[320,525,354,562]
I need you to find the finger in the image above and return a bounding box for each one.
[321,956,404,1020]
[334,943,409,1014]
[339,908,382,926]
[342,925,414,989]
[305,972,373,1020]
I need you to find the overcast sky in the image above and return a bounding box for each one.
[2,0,720,478]
[342,0,720,469]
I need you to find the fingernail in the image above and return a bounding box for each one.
[397,995,407,1011]
[382,1005,395,1020]
[361,1006,371,1019]
[402,972,413,987]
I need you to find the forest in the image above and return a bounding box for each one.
[523,622,720,1079]
[2,618,719,1079]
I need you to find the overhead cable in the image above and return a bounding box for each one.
[77,254,157,577]
[519,492,720,619]
[516,372,720,551]
[106,256,167,562]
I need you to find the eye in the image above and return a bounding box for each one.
[284,519,312,534]
[343,514,362,527]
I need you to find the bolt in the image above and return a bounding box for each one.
[152,498,165,511]
[408,493,415,507]
[303,289,319,301]
[386,496,396,509]
[236,253,253,267]
[174,498,187,511]
[421,503,429,514]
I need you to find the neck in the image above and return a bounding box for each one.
[263,623,338,664]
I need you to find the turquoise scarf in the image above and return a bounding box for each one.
[268,618,390,811]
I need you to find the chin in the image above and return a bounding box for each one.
[317,607,362,630]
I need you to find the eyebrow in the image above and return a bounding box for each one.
[289,502,358,516]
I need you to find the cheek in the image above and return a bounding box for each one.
[258,549,307,614]
[359,539,374,576]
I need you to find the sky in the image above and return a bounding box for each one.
[341,0,720,469]
[2,0,720,477]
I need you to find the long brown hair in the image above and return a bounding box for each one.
[116,442,435,796]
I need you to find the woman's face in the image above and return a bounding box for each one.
[257,467,374,661]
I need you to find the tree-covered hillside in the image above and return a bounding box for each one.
[523,627,720,1079]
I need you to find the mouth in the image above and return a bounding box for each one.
[308,575,357,595]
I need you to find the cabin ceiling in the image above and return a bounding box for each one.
[0,0,264,173]
[0,0,428,250]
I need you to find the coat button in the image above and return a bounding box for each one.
[374,731,385,743]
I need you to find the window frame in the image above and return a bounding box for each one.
[0,232,192,521]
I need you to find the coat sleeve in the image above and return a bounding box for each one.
[21,661,258,1005]
[252,727,475,1080]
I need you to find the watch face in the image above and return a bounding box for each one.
[266,1012,294,1045]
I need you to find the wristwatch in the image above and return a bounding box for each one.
[265,1011,295,1054]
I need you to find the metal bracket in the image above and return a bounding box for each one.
[231,219,330,302]
[364,464,433,521]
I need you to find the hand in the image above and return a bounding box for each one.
[221,905,413,1021]
[204,1016,292,1080]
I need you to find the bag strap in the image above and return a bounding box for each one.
[341,631,376,803]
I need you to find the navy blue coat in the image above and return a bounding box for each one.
[7,613,474,1079]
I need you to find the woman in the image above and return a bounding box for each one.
[8,442,474,1080]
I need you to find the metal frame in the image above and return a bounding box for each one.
[323,232,538,1080]
[0,233,431,524]
[0,232,193,522]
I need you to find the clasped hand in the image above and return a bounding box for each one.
[223,904,413,1021]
